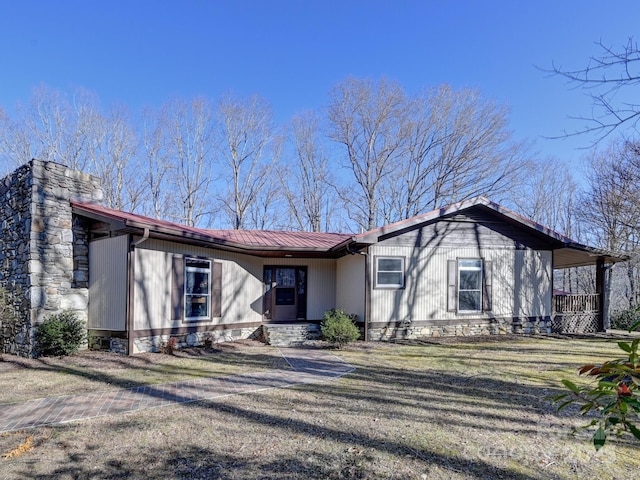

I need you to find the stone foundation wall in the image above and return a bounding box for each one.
[132,327,262,354]
[0,160,102,356]
[368,317,552,341]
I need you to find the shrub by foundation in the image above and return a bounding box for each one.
[321,309,360,347]
[35,311,86,357]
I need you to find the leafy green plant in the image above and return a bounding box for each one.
[35,311,86,357]
[610,305,640,330]
[550,320,640,450]
[321,309,360,347]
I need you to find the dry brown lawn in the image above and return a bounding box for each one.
[0,335,638,479]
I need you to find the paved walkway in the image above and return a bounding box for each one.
[0,347,354,434]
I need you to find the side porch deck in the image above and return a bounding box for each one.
[552,293,602,334]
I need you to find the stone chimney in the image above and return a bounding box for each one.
[0,160,103,356]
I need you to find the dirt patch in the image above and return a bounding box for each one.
[0,339,267,372]
[0,340,286,404]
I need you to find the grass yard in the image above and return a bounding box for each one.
[0,336,638,479]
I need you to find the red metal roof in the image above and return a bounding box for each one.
[71,197,627,265]
[204,229,352,249]
[71,201,352,251]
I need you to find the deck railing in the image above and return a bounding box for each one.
[553,294,600,314]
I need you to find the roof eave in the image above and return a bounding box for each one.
[124,219,340,255]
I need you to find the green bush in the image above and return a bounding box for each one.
[321,309,360,347]
[36,311,86,357]
[610,305,640,330]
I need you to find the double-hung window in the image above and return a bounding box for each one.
[457,259,482,312]
[375,256,405,288]
[185,258,211,320]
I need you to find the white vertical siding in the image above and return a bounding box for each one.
[132,239,338,329]
[514,249,552,317]
[133,247,171,330]
[88,235,128,330]
[336,253,365,321]
[133,239,264,330]
[369,244,552,323]
[263,257,337,320]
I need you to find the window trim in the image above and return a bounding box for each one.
[184,257,212,322]
[374,256,405,289]
[457,258,483,313]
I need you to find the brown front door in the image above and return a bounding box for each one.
[264,266,307,322]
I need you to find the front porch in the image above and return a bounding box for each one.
[551,293,601,334]
[551,244,626,334]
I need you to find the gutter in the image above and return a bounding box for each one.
[126,228,150,355]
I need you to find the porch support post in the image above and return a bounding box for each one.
[595,257,605,332]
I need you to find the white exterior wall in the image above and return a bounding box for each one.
[514,249,552,317]
[263,257,337,320]
[133,239,264,330]
[369,244,552,324]
[132,239,338,330]
[336,253,366,321]
[88,235,128,330]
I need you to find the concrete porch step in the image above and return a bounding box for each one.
[263,323,321,347]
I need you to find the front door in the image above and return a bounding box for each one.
[264,266,307,322]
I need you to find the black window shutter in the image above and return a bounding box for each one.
[483,260,493,311]
[171,256,184,320]
[447,259,457,312]
[210,262,222,318]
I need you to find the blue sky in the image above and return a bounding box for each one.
[0,0,638,167]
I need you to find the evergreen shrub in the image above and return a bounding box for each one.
[610,305,640,330]
[321,308,360,347]
[36,311,86,357]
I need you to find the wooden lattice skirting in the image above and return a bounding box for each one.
[551,313,599,334]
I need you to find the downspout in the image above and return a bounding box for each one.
[126,228,150,355]
[364,249,370,341]
[346,244,370,341]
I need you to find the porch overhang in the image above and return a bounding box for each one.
[553,244,629,269]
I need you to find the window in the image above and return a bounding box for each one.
[172,256,222,322]
[458,259,482,312]
[375,256,405,288]
[185,259,211,320]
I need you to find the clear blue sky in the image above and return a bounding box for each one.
[0,0,638,167]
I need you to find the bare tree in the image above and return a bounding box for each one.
[0,85,68,168]
[281,112,336,232]
[0,106,30,173]
[62,88,103,171]
[511,157,579,236]
[140,106,174,219]
[328,77,409,231]
[510,157,587,295]
[216,93,281,229]
[328,78,528,230]
[165,97,216,227]
[549,37,640,142]
[0,85,104,173]
[389,85,528,221]
[89,106,141,211]
[580,139,640,309]
[245,187,281,230]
